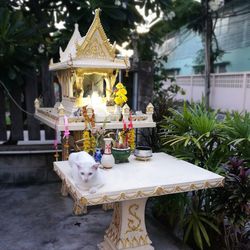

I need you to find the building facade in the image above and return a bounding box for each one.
[158,0,250,76]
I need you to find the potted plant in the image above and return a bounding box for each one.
[112,139,131,164]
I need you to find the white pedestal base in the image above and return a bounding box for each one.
[98,198,154,250]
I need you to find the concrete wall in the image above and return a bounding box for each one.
[164,72,250,112]
[0,145,59,184]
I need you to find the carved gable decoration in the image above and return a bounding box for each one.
[76,9,115,60]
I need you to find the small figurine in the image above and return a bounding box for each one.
[58,103,65,116]
[146,103,154,122]
[122,103,130,122]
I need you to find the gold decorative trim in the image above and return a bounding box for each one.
[105,203,121,245]
[126,204,143,234]
[78,180,224,206]
[53,164,224,207]
[76,8,115,60]
[117,235,150,249]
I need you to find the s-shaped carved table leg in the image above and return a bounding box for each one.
[99,198,154,250]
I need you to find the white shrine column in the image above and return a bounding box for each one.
[57,72,66,97]
[68,74,73,97]
[105,77,111,100]
[99,198,154,250]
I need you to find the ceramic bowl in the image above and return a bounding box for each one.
[134,146,152,160]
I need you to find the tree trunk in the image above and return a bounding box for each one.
[25,70,40,140]
[41,59,55,140]
[9,86,24,142]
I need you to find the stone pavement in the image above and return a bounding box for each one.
[0,183,190,250]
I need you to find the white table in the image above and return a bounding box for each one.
[54,152,224,250]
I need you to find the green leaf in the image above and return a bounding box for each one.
[193,222,203,250]
[200,217,221,234]
[198,220,211,247]
[184,219,193,243]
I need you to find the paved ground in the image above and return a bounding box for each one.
[0,183,190,250]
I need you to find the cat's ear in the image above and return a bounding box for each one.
[92,163,100,170]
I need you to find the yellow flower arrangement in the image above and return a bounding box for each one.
[83,130,91,153]
[90,133,96,152]
[116,82,124,89]
[128,128,135,150]
[113,82,128,107]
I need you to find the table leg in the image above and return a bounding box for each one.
[61,180,68,196]
[73,200,87,215]
[61,180,87,215]
[99,198,154,250]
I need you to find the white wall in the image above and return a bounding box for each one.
[164,72,250,112]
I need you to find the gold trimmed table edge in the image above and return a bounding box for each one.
[53,164,224,207]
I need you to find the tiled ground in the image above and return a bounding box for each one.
[0,183,190,250]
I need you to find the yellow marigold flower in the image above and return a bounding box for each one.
[121,95,127,102]
[116,82,124,89]
[119,88,127,95]
[114,96,122,105]
[116,90,122,96]
[116,93,124,99]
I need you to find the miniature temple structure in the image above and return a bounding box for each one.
[34,8,155,159]
[35,8,155,130]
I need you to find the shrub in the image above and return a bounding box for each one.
[139,84,184,151]
[155,102,250,250]
[212,157,250,249]
[161,102,229,171]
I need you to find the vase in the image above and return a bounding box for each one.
[101,138,115,169]
[94,147,102,163]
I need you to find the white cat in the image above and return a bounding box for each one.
[68,151,104,194]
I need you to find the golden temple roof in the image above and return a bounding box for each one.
[76,9,116,60]
[50,8,129,71]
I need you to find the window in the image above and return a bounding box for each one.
[166,68,180,77]
[193,62,229,74]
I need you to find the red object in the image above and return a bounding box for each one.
[128,112,133,129]
[122,119,127,130]
[105,143,111,154]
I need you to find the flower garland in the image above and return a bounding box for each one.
[113,82,127,107]
[63,115,70,159]
[53,118,59,161]
[128,113,135,150]
[82,106,96,153]
[83,130,91,153]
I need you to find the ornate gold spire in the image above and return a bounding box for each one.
[76,8,116,60]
